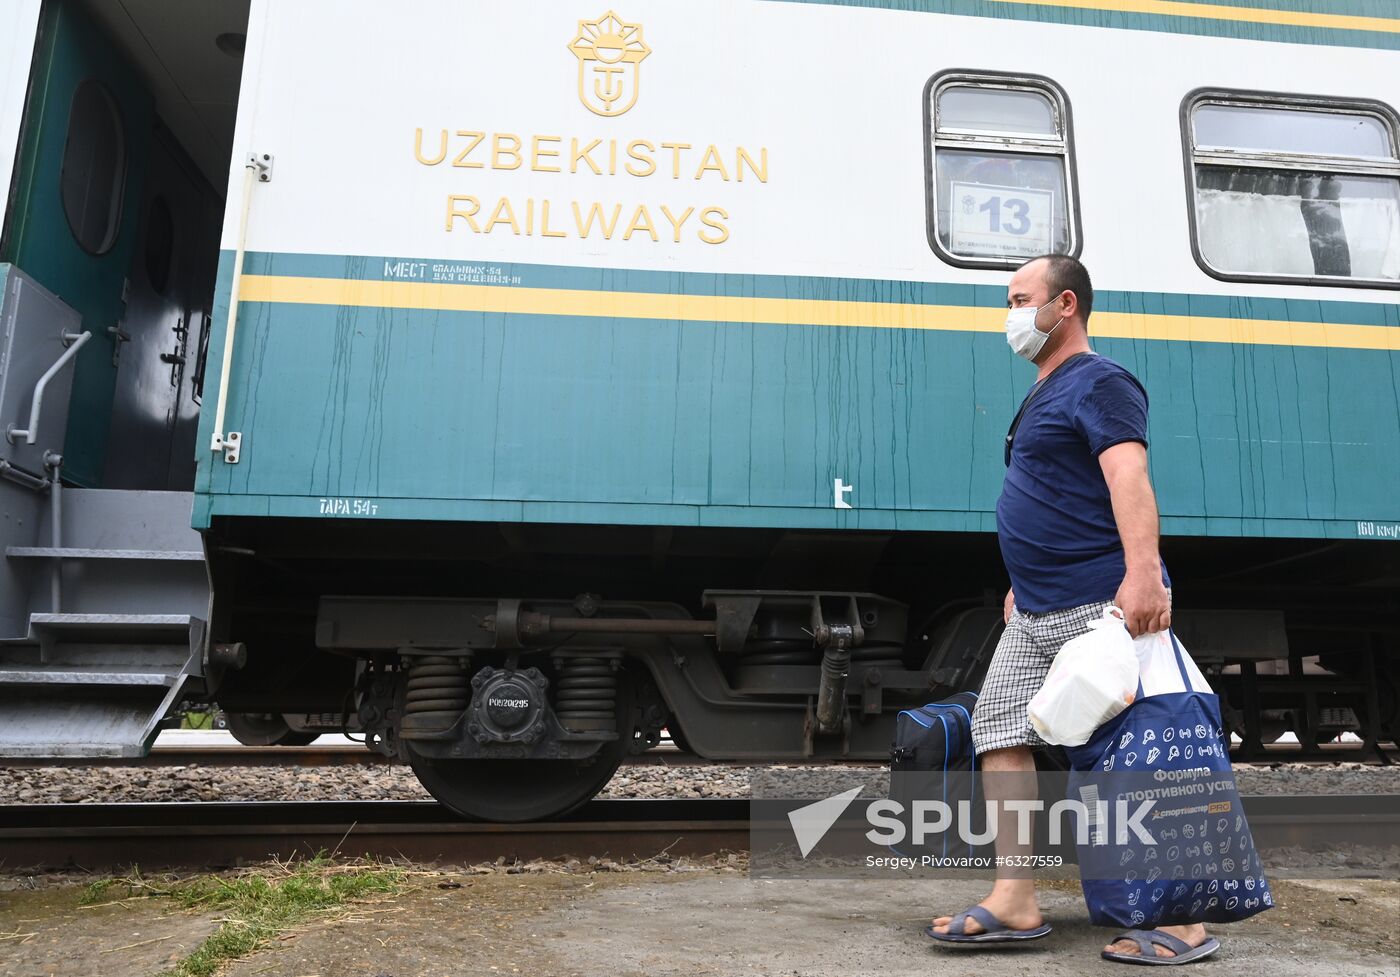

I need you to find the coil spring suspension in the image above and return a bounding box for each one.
[400,655,470,737]
[553,656,618,732]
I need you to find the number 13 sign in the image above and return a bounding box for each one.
[949,182,1054,259]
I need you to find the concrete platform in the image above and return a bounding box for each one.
[3,871,1395,977]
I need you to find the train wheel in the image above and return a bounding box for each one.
[1223,717,1288,747]
[224,712,321,746]
[1256,720,1290,745]
[1380,672,1400,745]
[407,750,623,822]
[405,664,634,821]
[663,722,693,754]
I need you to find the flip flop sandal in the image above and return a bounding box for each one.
[924,905,1053,944]
[1102,929,1221,965]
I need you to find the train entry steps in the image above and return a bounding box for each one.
[0,486,211,758]
[0,613,205,757]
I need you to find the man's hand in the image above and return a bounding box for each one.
[1115,568,1170,637]
[1003,588,1015,625]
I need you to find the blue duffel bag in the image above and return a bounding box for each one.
[888,691,979,859]
[1066,631,1273,928]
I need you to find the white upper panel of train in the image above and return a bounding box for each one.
[224,0,1400,302]
[0,1,41,238]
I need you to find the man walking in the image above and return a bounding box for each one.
[926,254,1219,964]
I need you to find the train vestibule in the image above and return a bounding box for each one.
[0,0,246,756]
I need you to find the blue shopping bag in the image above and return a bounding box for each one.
[1066,631,1273,928]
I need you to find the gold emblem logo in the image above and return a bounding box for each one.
[569,10,650,117]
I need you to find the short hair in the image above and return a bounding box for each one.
[1023,253,1093,321]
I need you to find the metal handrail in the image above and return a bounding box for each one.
[5,330,91,445]
[210,156,265,454]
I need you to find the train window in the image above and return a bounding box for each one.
[1184,90,1400,288]
[61,80,127,256]
[1194,104,1391,159]
[939,87,1056,136]
[925,71,1080,268]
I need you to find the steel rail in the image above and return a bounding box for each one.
[1,741,1386,769]
[0,795,1396,871]
[1,747,709,768]
[0,798,750,868]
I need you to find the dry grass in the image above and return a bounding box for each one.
[82,855,409,977]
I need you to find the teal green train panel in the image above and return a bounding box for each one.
[193,252,1400,540]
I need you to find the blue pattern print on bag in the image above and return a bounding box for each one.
[1066,632,1272,928]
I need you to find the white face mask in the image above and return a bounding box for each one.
[1005,294,1065,361]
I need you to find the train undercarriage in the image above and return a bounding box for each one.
[315,591,981,820]
[198,517,1400,821]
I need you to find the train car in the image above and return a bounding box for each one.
[1,0,1397,820]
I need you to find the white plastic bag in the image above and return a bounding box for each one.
[1027,606,1139,746]
[1133,629,1211,696]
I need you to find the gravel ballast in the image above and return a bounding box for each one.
[1,758,1396,805]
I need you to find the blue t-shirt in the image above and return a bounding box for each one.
[996,353,1170,613]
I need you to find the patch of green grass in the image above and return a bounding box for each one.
[81,856,405,977]
[180,710,216,730]
[80,876,125,904]
[80,868,165,905]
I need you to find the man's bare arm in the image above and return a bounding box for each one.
[1098,441,1171,637]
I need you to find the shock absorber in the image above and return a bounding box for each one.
[553,654,618,732]
[400,654,470,738]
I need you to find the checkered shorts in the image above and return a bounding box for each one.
[969,598,1115,754]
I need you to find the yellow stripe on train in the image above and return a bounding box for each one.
[237,274,1400,352]
[989,0,1400,34]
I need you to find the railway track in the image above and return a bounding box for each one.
[0,798,749,868]
[4,737,1391,769]
[2,744,885,769]
[1,794,1396,871]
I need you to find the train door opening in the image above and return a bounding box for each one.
[103,127,221,490]
[0,0,248,753]
[79,0,248,491]
[2,0,249,491]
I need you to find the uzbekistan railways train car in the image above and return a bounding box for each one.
[0,0,1397,820]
